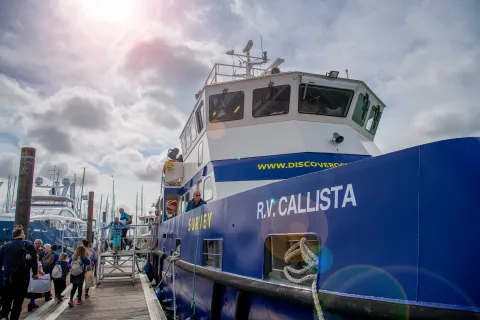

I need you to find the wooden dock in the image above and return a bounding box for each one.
[20,273,166,320]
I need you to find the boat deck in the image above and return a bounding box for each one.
[20,273,166,320]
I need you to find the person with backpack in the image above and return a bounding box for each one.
[0,227,38,320]
[67,245,90,307]
[41,244,58,301]
[51,252,69,302]
[81,239,96,299]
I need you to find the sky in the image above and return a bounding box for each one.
[0,0,479,216]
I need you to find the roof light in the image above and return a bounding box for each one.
[327,71,339,78]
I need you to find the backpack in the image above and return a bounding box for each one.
[52,264,63,279]
[10,242,34,281]
[127,214,132,225]
[71,259,83,276]
[42,252,55,272]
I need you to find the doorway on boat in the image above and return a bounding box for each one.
[263,233,320,284]
[163,195,180,220]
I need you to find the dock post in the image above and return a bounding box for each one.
[14,147,36,237]
[87,191,94,244]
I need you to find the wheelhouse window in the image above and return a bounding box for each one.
[203,177,213,201]
[298,84,353,117]
[203,239,222,269]
[209,91,244,122]
[195,101,205,133]
[352,93,370,126]
[365,105,382,135]
[263,234,320,283]
[252,84,290,117]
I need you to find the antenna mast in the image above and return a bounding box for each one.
[225,39,269,78]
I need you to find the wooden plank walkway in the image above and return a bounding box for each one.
[60,275,151,320]
[19,273,167,320]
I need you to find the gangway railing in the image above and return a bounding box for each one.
[95,223,153,286]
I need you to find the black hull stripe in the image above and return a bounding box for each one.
[155,251,480,320]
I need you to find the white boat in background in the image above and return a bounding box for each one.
[0,170,87,253]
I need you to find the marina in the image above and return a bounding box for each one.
[1,37,479,320]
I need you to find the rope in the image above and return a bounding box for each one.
[190,205,203,319]
[282,237,325,320]
[172,247,179,320]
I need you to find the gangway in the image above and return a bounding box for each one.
[96,224,152,286]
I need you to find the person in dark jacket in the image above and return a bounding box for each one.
[0,227,38,320]
[52,252,70,301]
[184,190,207,212]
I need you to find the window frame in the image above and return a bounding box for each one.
[298,84,354,118]
[263,233,320,283]
[208,90,245,123]
[203,176,213,201]
[352,92,371,126]
[195,101,205,133]
[365,105,382,135]
[202,238,223,270]
[252,84,291,118]
[198,141,203,166]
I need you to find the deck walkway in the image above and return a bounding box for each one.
[20,273,166,320]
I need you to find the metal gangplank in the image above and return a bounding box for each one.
[96,224,152,286]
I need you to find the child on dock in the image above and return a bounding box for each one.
[52,252,70,302]
[67,245,90,307]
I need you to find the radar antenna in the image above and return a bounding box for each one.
[225,39,269,78]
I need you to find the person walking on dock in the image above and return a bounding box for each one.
[41,243,58,301]
[0,226,38,320]
[119,208,132,250]
[102,217,132,255]
[67,245,90,307]
[185,190,207,212]
[33,239,44,261]
[51,252,69,302]
[81,239,96,299]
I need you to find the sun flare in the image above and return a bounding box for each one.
[79,0,137,23]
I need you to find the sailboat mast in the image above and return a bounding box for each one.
[135,192,138,225]
[140,185,144,218]
[111,175,115,221]
[78,168,85,215]
[10,176,16,207]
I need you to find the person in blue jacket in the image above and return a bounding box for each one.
[185,190,207,212]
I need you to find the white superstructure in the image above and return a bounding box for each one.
[158,40,386,218]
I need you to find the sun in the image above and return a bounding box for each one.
[79,0,137,23]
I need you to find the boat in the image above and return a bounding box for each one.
[0,170,87,254]
[151,40,480,319]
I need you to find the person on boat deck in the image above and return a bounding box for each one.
[185,190,207,212]
[101,217,132,254]
[119,208,131,250]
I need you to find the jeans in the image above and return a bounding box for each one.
[1,278,29,320]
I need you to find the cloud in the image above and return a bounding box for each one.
[27,126,74,155]
[0,152,18,179]
[0,0,479,212]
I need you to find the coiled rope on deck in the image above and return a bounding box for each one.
[282,237,325,320]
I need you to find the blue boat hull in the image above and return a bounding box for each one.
[0,221,82,255]
[155,137,480,319]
